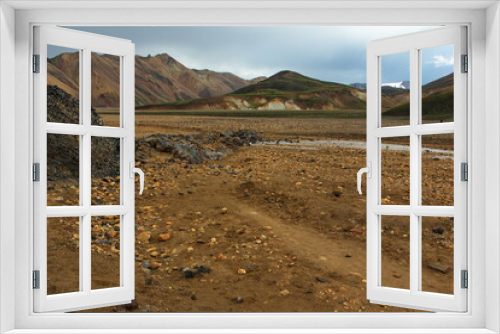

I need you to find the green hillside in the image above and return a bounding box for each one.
[384,91,453,120]
[139,70,367,111]
[231,70,350,95]
[384,73,454,120]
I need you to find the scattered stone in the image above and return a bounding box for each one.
[280,289,290,296]
[150,262,161,270]
[333,190,343,197]
[173,143,205,164]
[204,150,226,161]
[197,266,211,274]
[345,254,352,258]
[432,227,445,234]
[137,231,151,244]
[237,269,247,275]
[150,251,159,257]
[349,228,364,234]
[183,265,211,278]
[221,207,228,214]
[316,277,328,283]
[157,233,171,242]
[392,273,401,279]
[183,268,195,278]
[190,294,197,301]
[155,139,174,153]
[236,296,244,303]
[427,262,451,274]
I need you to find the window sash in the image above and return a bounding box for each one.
[32,25,136,313]
[366,26,468,312]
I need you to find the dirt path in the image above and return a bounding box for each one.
[209,190,410,292]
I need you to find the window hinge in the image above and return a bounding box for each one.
[461,162,468,182]
[33,54,40,73]
[461,54,468,73]
[33,270,40,289]
[33,163,40,182]
[461,270,468,289]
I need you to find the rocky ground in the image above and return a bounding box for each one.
[47,114,454,313]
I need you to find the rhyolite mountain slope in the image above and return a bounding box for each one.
[138,70,448,112]
[139,70,370,111]
[47,52,265,108]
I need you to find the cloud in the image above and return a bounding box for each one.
[63,26,440,84]
[427,55,454,68]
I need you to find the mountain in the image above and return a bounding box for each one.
[384,73,454,118]
[349,83,366,90]
[347,81,410,109]
[349,81,410,91]
[47,52,265,108]
[382,81,410,89]
[139,70,453,113]
[139,70,368,111]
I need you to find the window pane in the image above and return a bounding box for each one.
[421,134,454,206]
[91,137,120,206]
[421,45,454,124]
[381,137,410,205]
[47,217,80,295]
[47,45,80,124]
[91,52,121,127]
[91,216,121,290]
[380,52,410,127]
[381,215,410,290]
[47,134,80,206]
[421,216,454,294]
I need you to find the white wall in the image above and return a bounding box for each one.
[486,2,500,333]
[3,4,494,332]
[0,2,16,333]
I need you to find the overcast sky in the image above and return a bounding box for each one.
[58,26,454,85]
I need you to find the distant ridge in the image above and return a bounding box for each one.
[139,70,369,111]
[47,52,266,108]
[349,81,410,91]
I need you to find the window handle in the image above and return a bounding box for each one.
[357,162,371,195]
[130,162,144,195]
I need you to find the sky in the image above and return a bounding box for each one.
[54,26,455,85]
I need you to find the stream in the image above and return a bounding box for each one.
[255,139,454,156]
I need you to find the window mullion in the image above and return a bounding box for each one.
[409,47,420,294]
[82,48,92,294]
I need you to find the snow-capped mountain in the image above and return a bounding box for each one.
[349,81,410,90]
[381,81,410,89]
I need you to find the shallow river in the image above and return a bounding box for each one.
[255,139,453,156]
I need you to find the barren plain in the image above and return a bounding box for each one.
[47,112,454,313]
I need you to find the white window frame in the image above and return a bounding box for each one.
[1,1,499,333]
[33,26,136,313]
[366,26,468,312]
